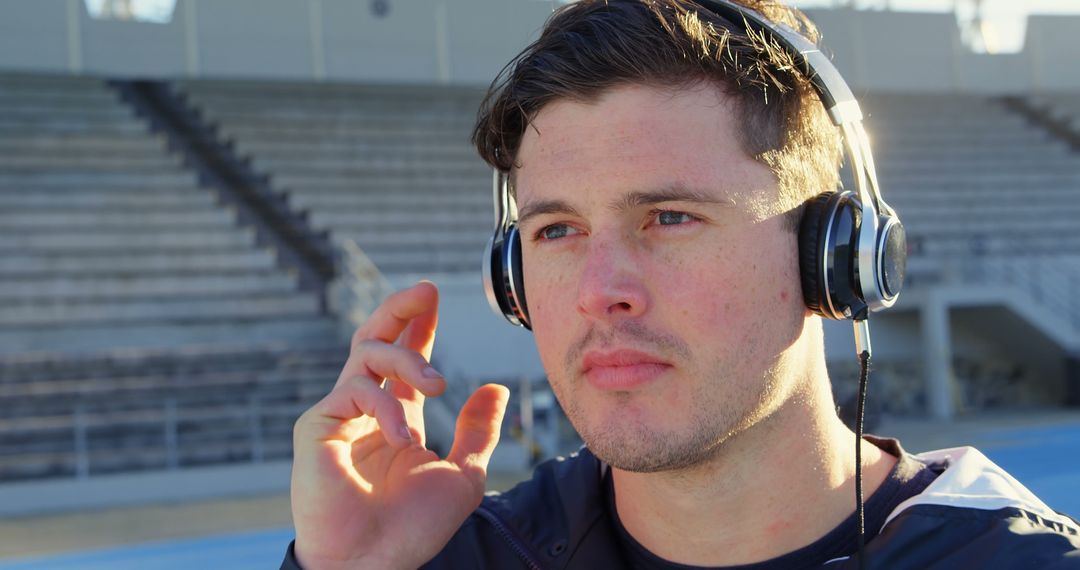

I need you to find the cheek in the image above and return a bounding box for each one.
[662,230,802,340]
[522,255,577,361]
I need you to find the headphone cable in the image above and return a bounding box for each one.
[855,349,870,570]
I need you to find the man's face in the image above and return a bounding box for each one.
[514,83,812,472]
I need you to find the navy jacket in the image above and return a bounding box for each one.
[282,444,1080,569]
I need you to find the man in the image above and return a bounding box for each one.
[282,1,1080,568]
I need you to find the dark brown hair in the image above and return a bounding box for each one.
[471,0,843,231]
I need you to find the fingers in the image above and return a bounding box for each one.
[309,376,414,448]
[337,341,447,401]
[296,281,444,450]
[448,384,510,486]
[352,281,439,358]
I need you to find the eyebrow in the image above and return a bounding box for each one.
[516,185,735,227]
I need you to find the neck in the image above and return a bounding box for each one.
[611,333,897,566]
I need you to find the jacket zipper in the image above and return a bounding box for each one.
[475,505,545,570]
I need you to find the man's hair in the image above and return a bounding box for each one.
[471,0,843,231]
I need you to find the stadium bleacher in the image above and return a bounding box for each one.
[1037,93,1080,128]
[0,74,340,354]
[0,73,346,482]
[865,94,1080,257]
[177,81,491,277]
[1,72,1078,484]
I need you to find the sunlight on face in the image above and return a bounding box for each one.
[515,84,810,472]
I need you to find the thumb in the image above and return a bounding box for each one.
[448,384,510,480]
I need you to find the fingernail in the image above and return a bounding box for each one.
[422,366,443,379]
[399,425,412,441]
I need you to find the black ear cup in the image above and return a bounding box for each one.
[483,224,530,329]
[798,191,866,320]
[505,226,530,328]
[798,193,832,317]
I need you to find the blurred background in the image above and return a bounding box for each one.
[0,0,1077,567]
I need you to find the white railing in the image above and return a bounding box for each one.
[329,238,396,341]
[936,254,1080,333]
[0,397,309,482]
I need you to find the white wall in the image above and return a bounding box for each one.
[2,1,1078,93]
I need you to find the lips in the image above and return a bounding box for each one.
[582,349,671,391]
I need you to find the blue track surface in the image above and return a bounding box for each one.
[2,424,1078,569]
[977,423,1080,518]
[0,528,295,570]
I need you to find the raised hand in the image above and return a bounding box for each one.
[290,281,510,569]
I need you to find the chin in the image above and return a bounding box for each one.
[574,406,724,474]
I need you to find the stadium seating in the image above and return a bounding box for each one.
[177,80,491,277]
[0,74,341,354]
[4,75,1078,482]
[0,74,346,482]
[863,94,1080,258]
[0,345,342,481]
[1036,93,1080,129]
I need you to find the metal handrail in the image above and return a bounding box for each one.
[329,238,396,339]
[932,254,1080,333]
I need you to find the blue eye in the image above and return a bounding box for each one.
[538,224,574,240]
[656,211,695,225]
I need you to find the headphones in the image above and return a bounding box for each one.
[482,0,907,337]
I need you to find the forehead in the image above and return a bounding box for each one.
[512,83,778,215]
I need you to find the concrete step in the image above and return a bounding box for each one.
[225,127,474,147]
[0,102,134,120]
[0,90,120,109]
[0,183,204,197]
[0,343,345,382]
[0,113,143,131]
[203,111,474,133]
[873,130,1051,144]
[0,316,340,356]
[0,228,255,253]
[0,272,299,301]
[0,171,196,187]
[251,154,485,173]
[0,209,237,230]
[914,235,1080,256]
[0,189,218,209]
[255,162,487,180]
[889,188,1080,205]
[878,161,1080,176]
[907,217,1080,236]
[882,172,1080,187]
[235,140,478,160]
[310,209,489,229]
[335,228,489,247]
[0,120,146,136]
[289,191,488,211]
[277,176,489,192]
[0,250,276,277]
[0,136,170,156]
[0,73,107,87]
[218,122,473,142]
[0,366,333,401]
[863,114,1028,127]
[901,202,1080,221]
[0,293,321,327]
[264,161,487,179]
[0,159,186,175]
[185,89,480,111]
[0,143,170,164]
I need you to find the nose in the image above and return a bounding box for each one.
[576,237,649,321]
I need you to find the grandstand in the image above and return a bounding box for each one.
[0,73,349,486]
[178,80,490,276]
[0,2,1078,564]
